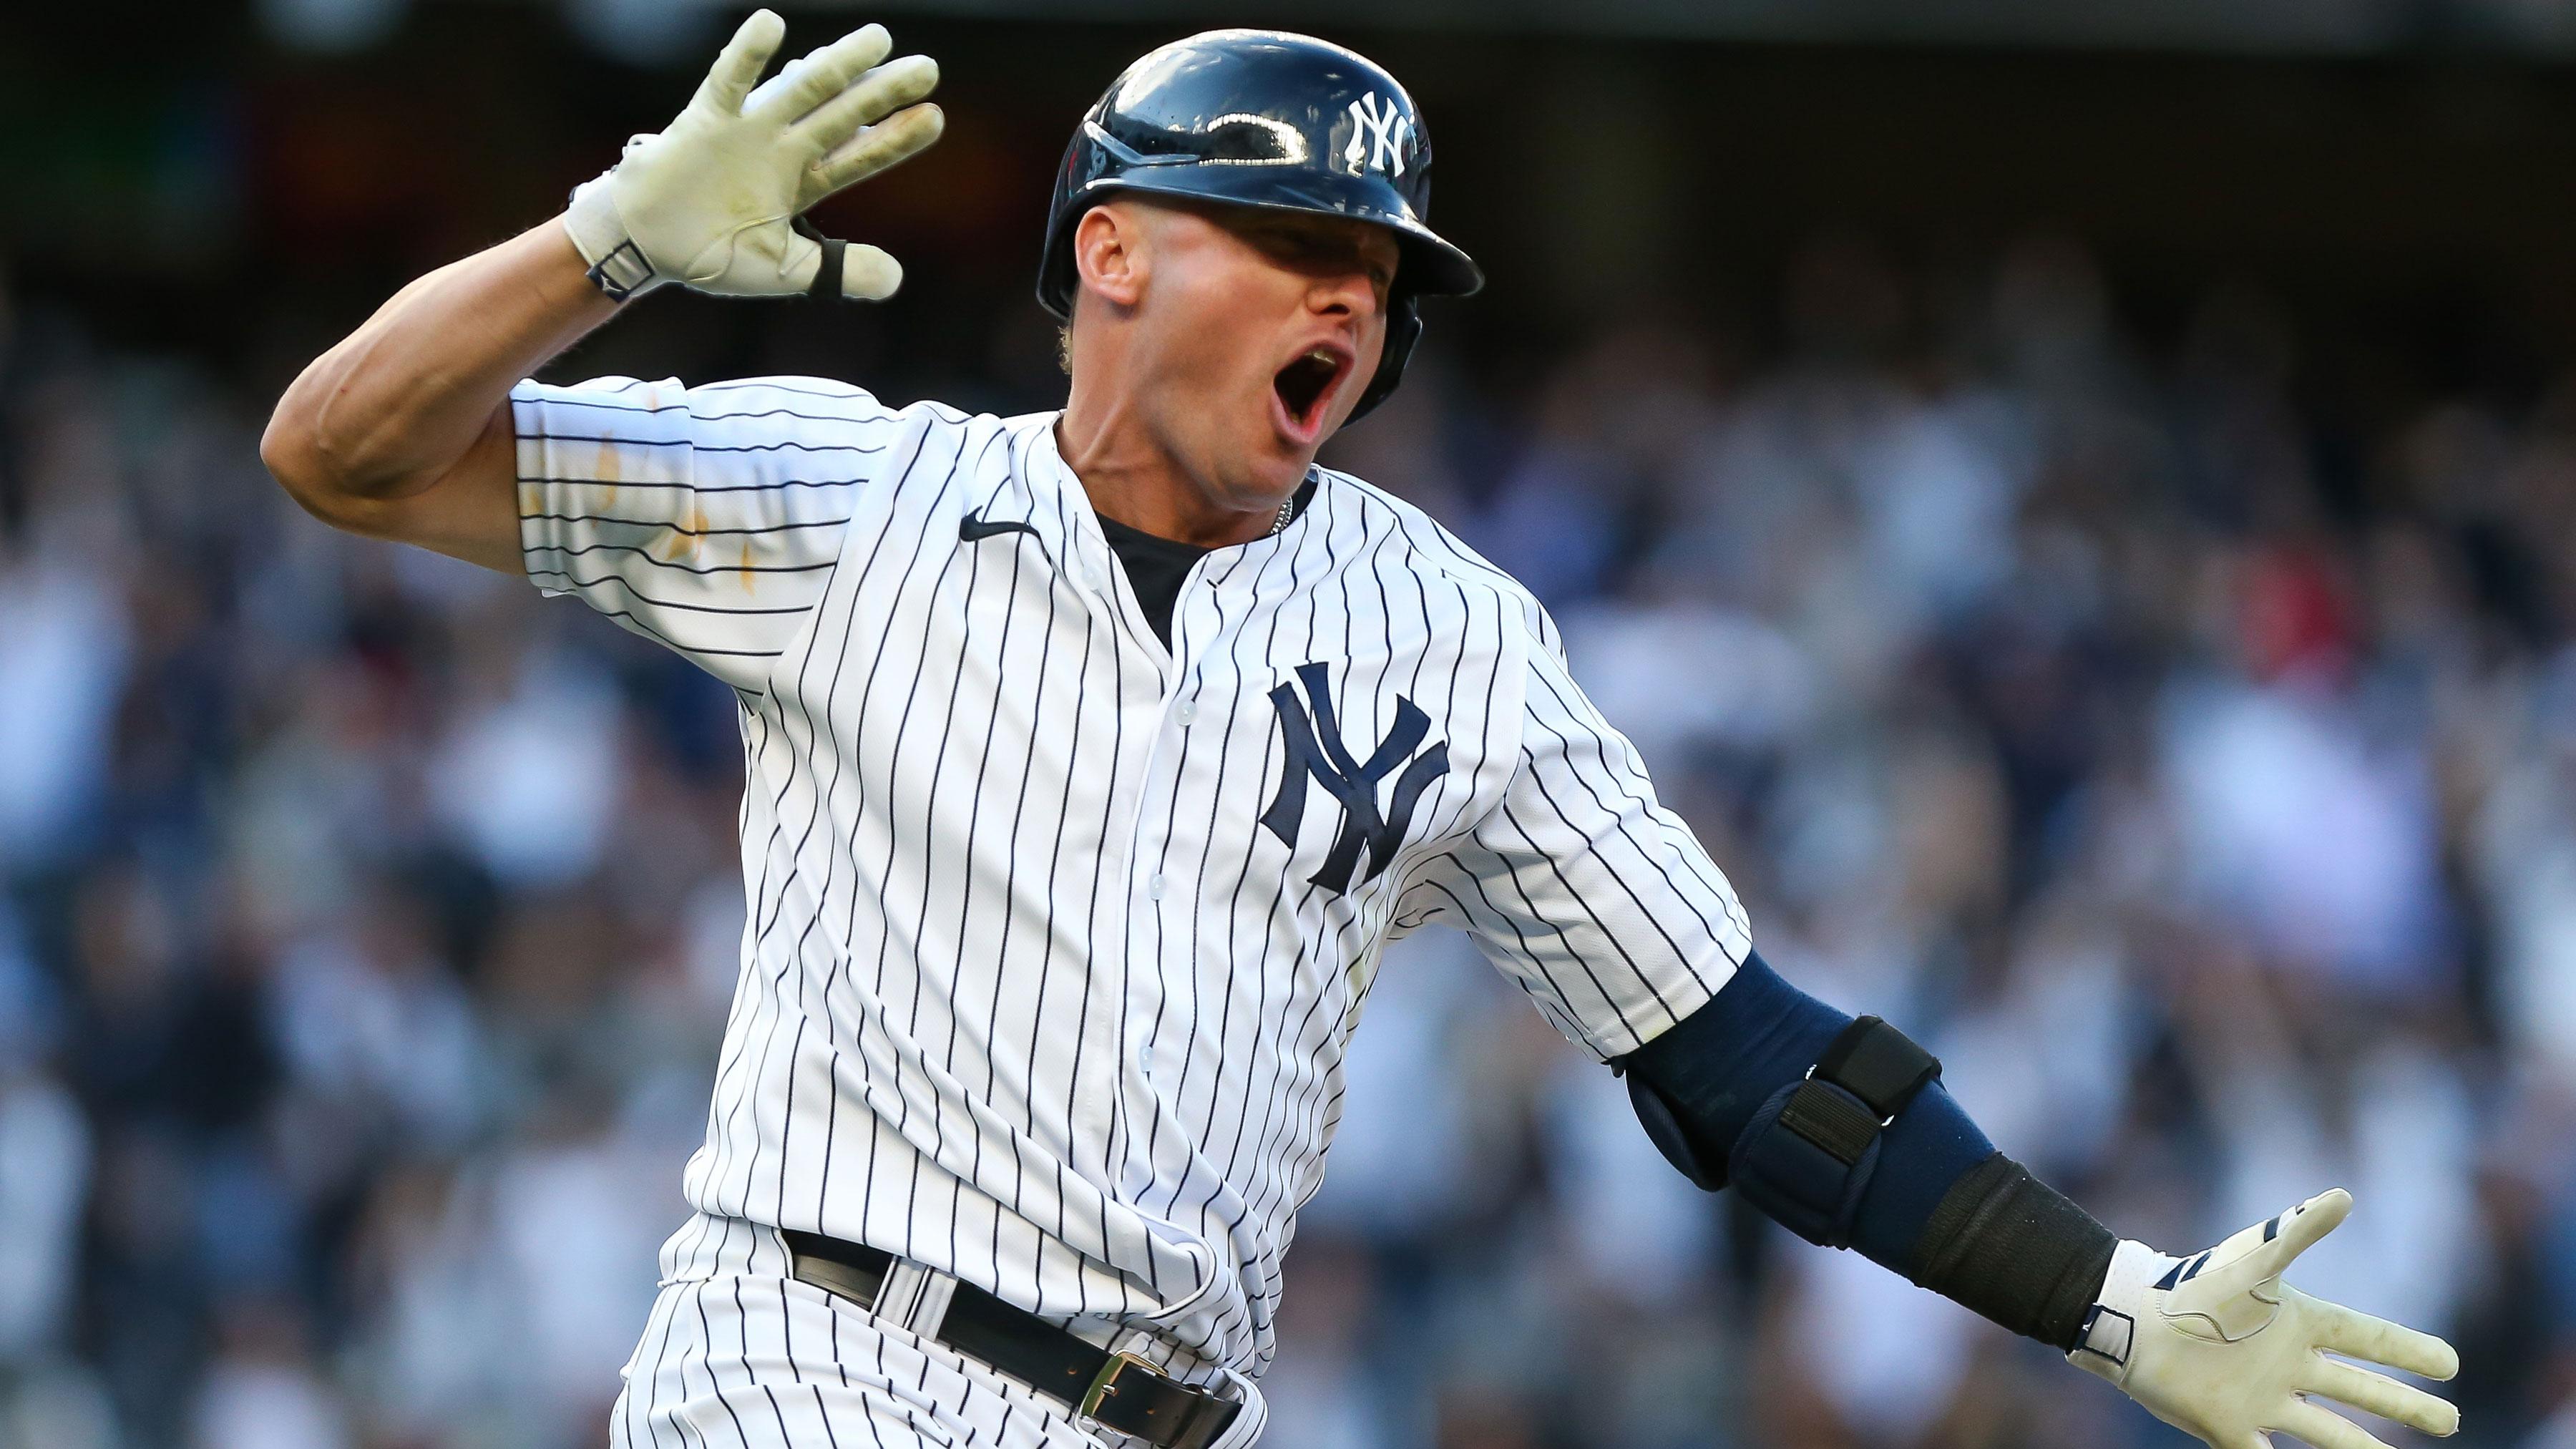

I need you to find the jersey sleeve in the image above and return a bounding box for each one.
[1393,625,1752,1060]
[511,374,897,693]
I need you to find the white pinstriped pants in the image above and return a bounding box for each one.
[608,1219,1265,1449]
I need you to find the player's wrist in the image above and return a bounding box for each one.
[2067,1238,2177,1386]
[562,167,663,302]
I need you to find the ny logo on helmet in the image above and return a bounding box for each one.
[1344,93,1410,178]
[1259,663,1449,894]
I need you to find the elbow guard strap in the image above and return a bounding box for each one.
[1727,1015,1943,1249]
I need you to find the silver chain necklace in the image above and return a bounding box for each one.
[1268,471,1309,537]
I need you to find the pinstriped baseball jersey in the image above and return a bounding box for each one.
[509,372,1752,1396]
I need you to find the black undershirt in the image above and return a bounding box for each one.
[1094,476,1316,648]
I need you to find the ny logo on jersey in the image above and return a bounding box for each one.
[1342,93,1410,179]
[1259,662,1449,894]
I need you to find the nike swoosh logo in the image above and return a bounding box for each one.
[960,510,1039,544]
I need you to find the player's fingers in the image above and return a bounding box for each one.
[789,55,938,152]
[696,9,786,113]
[2268,1189,2353,1269]
[2311,1300,2460,1382]
[2205,1191,2352,1301]
[808,103,945,197]
[780,230,903,301]
[747,23,893,124]
[2301,1357,2459,1438]
[835,243,902,301]
[2275,1401,2394,1449]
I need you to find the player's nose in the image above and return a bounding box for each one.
[1305,266,1380,322]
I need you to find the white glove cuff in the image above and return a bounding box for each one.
[2069,1239,2177,1386]
[563,172,661,302]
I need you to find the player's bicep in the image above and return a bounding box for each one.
[300,403,526,574]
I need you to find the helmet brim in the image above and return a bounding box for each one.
[1038,171,1483,322]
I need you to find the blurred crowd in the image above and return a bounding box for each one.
[4,229,2576,1449]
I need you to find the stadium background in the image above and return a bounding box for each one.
[7,1,2576,1445]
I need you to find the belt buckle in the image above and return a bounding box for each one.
[1079,1350,1157,1422]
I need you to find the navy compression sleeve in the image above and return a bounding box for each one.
[1615,951,2115,1350]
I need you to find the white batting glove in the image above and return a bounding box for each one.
[562,9,942,301]
[2072,1189,2460,1449]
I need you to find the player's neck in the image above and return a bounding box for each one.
[1055,394,1284,550]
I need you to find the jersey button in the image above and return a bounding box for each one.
[1146,873,1167,900]
[1174,699,1197,725]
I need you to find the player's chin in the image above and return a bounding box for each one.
[1231,445,1311,507]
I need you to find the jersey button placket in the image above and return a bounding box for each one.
[1067,529,1103,594]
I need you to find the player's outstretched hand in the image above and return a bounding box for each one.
[2072,1189,2459,1448]
[562,9,942,301]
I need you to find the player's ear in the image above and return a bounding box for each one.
[1072,204,1146,311]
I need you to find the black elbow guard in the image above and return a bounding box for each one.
[1626,1016,1943,1246]
[1729,1016,1943,1247]
[1626,1069,1727,1191]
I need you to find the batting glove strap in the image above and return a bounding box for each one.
[2072,1191,2462,1449]
[2069,1238,2167,1381]
[565,158,664,301]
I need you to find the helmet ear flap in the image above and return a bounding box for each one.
[1346,292,1421,424]
[1035,188,1092,322]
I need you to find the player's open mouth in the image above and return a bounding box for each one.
[1270,344,1351,444]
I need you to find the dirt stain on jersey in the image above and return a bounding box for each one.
[655,504,711,564]
[592,439,622,509]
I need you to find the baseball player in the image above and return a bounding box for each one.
[262,18,2462,1449]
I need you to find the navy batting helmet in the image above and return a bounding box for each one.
[1037,29,1483,421]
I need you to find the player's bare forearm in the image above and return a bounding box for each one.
[261,220,616,571]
